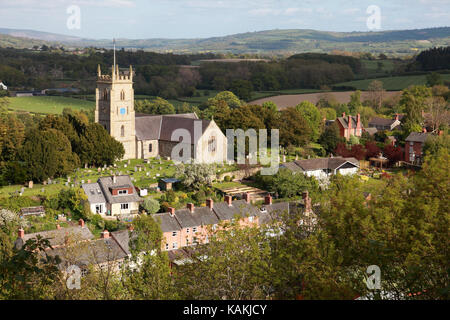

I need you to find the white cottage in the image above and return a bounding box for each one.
[281,156,359,179]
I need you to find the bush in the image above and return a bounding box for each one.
[141,197,160,214]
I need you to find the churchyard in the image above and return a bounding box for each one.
[0,158,238,200]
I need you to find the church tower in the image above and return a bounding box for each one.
[95,62,136,160]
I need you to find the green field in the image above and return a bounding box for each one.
[8,96,95,114]
[335,73,450,91]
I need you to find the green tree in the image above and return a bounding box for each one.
[319,122,344,153]
[426,72,443,87]
[401,85,432,135]
[20,129,80,182]
[277,107,311,147]
[295,101,322,141]
[175,163,216,191]
[141,197,161,214]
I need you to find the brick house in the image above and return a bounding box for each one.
[336,113,363,140]
[153,192,316,252]
[404,130,431,164]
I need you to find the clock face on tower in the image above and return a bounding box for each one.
[120,107,126,115]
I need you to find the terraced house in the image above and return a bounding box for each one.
[153,192,316,253]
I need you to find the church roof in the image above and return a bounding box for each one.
[135,113,212,143]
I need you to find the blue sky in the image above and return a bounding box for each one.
[0,0,449,39]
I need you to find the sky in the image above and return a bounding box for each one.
[0,0,449,39]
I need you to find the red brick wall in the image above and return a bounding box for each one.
[405,141,424,162]
[111,187,134,196]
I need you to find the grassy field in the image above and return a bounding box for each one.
[8,96,95,114]
[335,73,450,91]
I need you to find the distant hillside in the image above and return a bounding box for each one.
[0,27,449,55]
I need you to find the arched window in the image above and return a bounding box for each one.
[120,90,125,101]
[208,136,216,153]
[121,125,125,137]
[103,89,108,101]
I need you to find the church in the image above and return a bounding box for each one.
[95,63,227,163]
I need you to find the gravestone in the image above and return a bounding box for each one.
[43,181,47,186]
[128,159,131,165]
[20,187,25,193]
[98,168,101,173]
[28,181,33,189]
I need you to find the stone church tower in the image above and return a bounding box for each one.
[95,63,136,159]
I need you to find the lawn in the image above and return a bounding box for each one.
[334,73,450,91]
[8,96,95,115]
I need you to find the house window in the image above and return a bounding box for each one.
[172,231,177,237]
[121,125,125,137]
[165,243,169,250]
[208,136,216,153]
[192,227,197,233]
[249,216,254,223]
[120,203,129,210]
[172,242,178,249]
[149,143,153,153]
[95,204,103,213]
[186,228,190,233]
[118,189,128,195]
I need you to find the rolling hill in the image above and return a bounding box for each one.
[0,27,449,55]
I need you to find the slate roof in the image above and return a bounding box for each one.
[337,115,362,129]
[97,175,141,204]
[134,113,210,143]
[175,207,220,228]
[405,132,431,143]
[47,236,129,268]
[153,212,182,233]
[82,183,106,204]
[364,127,378,135]
[15,226,94,249]
[212,200,260,221]
[281,157,359,172]
[111,229,136,256]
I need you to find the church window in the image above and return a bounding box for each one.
[149,143,153,153]
[103,89,108,100]
[208,136,216,153]
[121,125,125,137]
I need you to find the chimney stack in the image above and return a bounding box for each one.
[265,194,272,205]
[113,175,117,184]
[206,199,214,210]
[356,113,361,128]
[78,219,85,228]
[18,228,24,239]
[168,207,175,217]
[342,112,346,118]
[225,195,232,206]
[187,203,195,213]
[101,230,110,239]
[395,114,399,121]
[243,192,251,204]
[302,191,312,213]
[439,130,443,136]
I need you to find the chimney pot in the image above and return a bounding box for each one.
[225,195,232,206]
[18,228,24,239]
[422,128,427,133]
[168,207,175,217]
[206,198,213,210]
[113,175,116,184]
[395,114,399,121]
[187,203,195,213]
[265,195,272,205]
[243,192,251,204]
[101,230,110,239]
[342,112,346,117]
[78,219,85,228]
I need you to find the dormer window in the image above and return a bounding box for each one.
[118,189,128,195]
